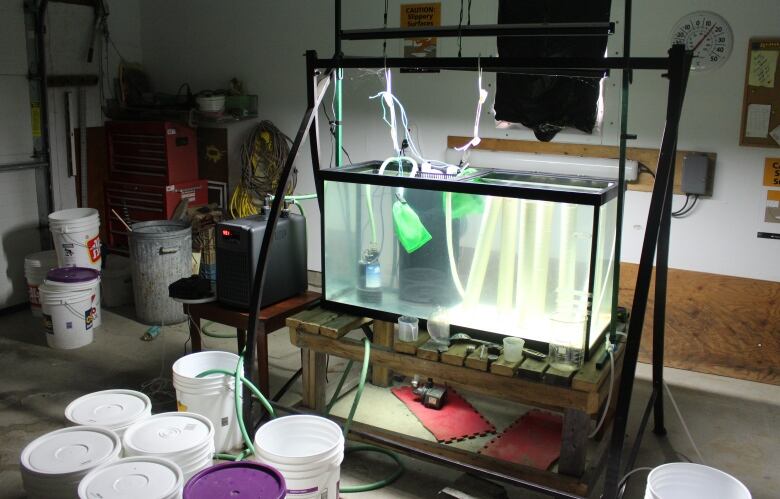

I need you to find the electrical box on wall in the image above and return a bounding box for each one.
[681,154,713,196]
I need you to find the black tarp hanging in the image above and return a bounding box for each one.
[494,0,612,142]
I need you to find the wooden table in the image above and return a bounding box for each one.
[286,306,624,498]
[183,291,321,396]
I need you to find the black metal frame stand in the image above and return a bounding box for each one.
[242,3,692,498]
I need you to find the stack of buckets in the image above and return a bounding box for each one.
[65,389,152,438]
[31,208,104,349]
[122,412,215,481]
[172,351,243,453]
[20,426,122,499]
[78,456,184,499]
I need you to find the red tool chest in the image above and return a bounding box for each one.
[106,121,198,185]
[105,179,207,250]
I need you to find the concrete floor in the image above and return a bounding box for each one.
[0,305,777,498]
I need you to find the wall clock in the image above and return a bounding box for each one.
[670,11,733,71]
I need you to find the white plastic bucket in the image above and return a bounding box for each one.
[45,267,102,329]
[122,412,215,482]
[65,390,152,439]
[24,250,59,317]
[20,426,121,499]
[39,283,95,349]
[49,208,102,270]
[253,415,345,499]
[102,255,134,307]
[78,456,184,499]
[172,351,242,453]
[646,463,751,499]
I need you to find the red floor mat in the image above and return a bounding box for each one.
[478,409,563,470]
[391,386,495,443]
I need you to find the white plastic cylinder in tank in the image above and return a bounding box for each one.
[171,351,242,453]
[44,275,102,329]
[39,284,94,349]
[48,208,102,270]
[65,390,152,439]
[24,250,58,317]
[646,462,751,499]
[253,415,345,499]
[78,456,184,499]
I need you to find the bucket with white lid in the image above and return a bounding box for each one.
[20,425,121,499]
[646,462,751,499]
[78,456,183,499]
[65,389,152,438]
[172,351,242,453]
[24,250,59,317]
[39,283,95,349]
[46,267,102,329]
[123,412,215,481]
[253,415,345,499]
[48,208,102,270]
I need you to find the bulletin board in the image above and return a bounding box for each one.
[740,38,780,147]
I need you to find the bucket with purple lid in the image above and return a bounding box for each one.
[44,267,102,329]
[183,461,286,499]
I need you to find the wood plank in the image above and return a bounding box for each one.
[291,330,596,413]
[447,136,717,196]
[620,263,780,386]
[416,339,441,362]
[285,307,325,331]
[558,409,590,477]
[464,347,490,371]
[394,331,430,355]
[371,320,394,387]
[572,341,625,392]
[544,366,577,387]
[300,309,341,334]
[441,343,474,366]
[319,314,371,339]
[490,354,523,376]
[517,357,549,381]
[300,347,327,412]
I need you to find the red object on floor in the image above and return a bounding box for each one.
[479,409,563,470]
[391,386,495,443]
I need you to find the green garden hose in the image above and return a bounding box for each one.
[196,337,403,493]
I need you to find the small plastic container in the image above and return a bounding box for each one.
[397,316,419,342]
[503,337,525,362]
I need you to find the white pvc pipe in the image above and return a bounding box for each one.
[497,198,518,310]
[515,200,533,321]
[557,204,577,311]
[464,197,502,306]
[528,201,553,320]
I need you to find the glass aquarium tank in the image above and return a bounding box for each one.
[319,161,617,360]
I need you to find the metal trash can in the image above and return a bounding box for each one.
[129,220,192,324]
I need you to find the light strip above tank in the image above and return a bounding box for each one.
[444,148,639,181]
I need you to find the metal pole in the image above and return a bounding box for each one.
[602,44,691,499]
[243,54,332,429]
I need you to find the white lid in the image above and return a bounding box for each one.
[78,457,183,499]
[66,390,151,429]
[21,427,120,476]
[123,413,213,456]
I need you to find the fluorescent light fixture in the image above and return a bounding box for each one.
[444,148,639,181]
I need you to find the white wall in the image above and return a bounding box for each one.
[45,0,143,210]
[139,0,780,282]
[0,0,41,307]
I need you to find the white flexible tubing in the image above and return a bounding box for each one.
[378,156,418,176]
[664,380,705,464]
[445,192,466,298]
[588,348,614,438]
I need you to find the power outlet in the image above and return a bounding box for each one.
[681,154,713,196]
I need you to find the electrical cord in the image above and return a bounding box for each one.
[672,194,699,218]
[663,381,705,464]
[617,466,653,498]
[638,164,656,178]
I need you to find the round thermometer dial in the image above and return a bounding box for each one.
[670,11,733,71]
